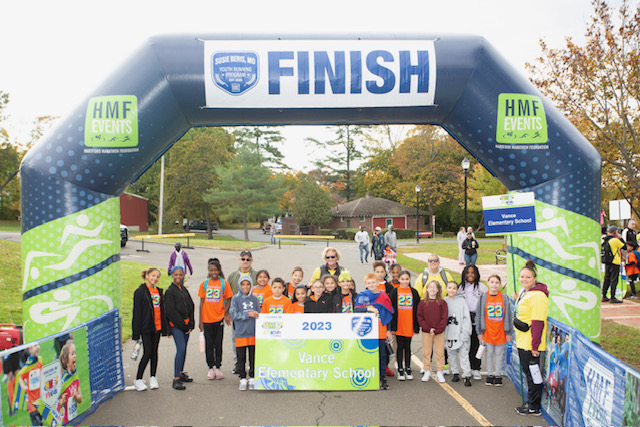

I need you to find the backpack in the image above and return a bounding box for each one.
[601,235,614,264]
[204,277,226,297]
[422,270,449,287]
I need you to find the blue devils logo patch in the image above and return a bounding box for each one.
[351,317,373,337]
[212,52,259,95]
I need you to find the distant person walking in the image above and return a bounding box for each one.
[371,227,386,261]
[168,242,193,276]
[384,225,397,252]
[355,225,370,263]
[462,232,479,266]
[623,219,637,247]
[456,227,466,265]
[602,225,625,303]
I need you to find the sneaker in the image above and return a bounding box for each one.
[610,298,623,304]
[248,377,255,390]
[436,372,445,383]
[149,376,159,390]
[215,368,224,380]
[232,366,238,375]
[485,375,494,386]
[451,373,460,382]
[494,376,503,387]
[602,296,610,302]
[239,378,248,390]
[397,370,405,381]
[515,405,541,416]
[172,379,185,390]
[380,378,389,390]
[473,370,482,380]
[385,366,395,377]
[442,364,450,375]
[421,371,431,382]
[405,369,414,380]
[464,377,472,387]
[179,372,193,383]
[134,379,147,391]
[207,368,216,380]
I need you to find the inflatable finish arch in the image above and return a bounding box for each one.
[20,34,601,341]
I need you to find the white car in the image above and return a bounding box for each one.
[120,224,129,247]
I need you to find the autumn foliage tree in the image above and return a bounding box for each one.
[527,0,640,213]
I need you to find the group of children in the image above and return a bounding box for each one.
[134,256,514,392]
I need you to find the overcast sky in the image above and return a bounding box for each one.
[0,0,622,170]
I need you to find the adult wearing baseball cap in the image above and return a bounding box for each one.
[371,226,386,261]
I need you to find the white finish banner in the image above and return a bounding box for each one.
[204,40,436,108]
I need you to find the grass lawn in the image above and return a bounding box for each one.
[399,238,506,265]
[130,232,268,250]
[0,220,20,232]
[600,319,640,372]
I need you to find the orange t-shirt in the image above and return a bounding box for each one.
[252,285,273,308]
[148,286,162,331]
[396,287,414,337]
[291,302,305,313]
[390,280,401,289]
[378,320,387,339]
[261,295,293,314]
[377,282,387,293]
[19,358,43,413]
[198,278,233,323]
[340,293,354,313]
[287,282,296,300]
[484,292,507,345]
[236,336,256,347]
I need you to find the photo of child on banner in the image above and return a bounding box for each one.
[542,324,571,424]
[0,328,91,426]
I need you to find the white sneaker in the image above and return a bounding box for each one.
[134,379,147,391]
[421,371,431,382]
[442,367,450,375]
[473,370,482,380]
[397,371,405,381]
[436,371,446,383]
[149,376,159,389]
[239,378,248,390]
[248,377,255,390]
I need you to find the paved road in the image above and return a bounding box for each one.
[82,238,538,426]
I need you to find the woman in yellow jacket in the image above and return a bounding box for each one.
[513,260,549,417]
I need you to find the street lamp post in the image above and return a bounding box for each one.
[461,157,470,229]
[415,184,421,244]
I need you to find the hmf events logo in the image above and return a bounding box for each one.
[261,320,284,337]
[496,93,548,146]
[351,317,373,337]
[84,95,139,153]
[204,40,437,109]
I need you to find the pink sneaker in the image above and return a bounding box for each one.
[215,368,224,380]
[207,368,216,380]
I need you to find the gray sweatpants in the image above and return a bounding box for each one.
[486,342,506,377]
[447,338,471,378]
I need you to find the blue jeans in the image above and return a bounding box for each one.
[464,253,478,266]
[359,244,369,262]
[378,338,387,379]
[171,327,190,378]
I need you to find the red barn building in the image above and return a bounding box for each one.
[329,196,429,231]
[119,192,148,231]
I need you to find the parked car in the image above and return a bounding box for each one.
[120,224,128,247]
[273,223,282,234]
[189,220,219,231]
[262,223,272,234]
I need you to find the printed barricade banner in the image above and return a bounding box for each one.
[254,313,379,391]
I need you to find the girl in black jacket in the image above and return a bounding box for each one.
[132,267,168,391]
[304,280,333,313]
[164,266,195,390]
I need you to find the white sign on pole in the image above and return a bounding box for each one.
[609,199,631,221]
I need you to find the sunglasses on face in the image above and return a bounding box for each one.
[325,255,336,259]
[241,258,252,261]
[428,259,439,263]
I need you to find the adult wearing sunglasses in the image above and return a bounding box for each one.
[414,256,453,299]
[309,247,346,284]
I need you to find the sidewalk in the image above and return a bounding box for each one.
[405,252,640,330]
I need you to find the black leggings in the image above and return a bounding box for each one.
[203,321,224,369]
[396,335,412,371]
[136,331,160,380]
[469,313,481,370]
[236,345,255,379]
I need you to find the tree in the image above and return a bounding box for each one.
[234,126,287,169]
[306,125,367,201]
[290,175,334,228]
[204,149,285,241]
[527,0,640,213]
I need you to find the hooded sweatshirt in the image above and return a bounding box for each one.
[444,294,472,351]
[229,287,260,339]
[514,282,549,352]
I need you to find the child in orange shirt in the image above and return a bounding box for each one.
[18,343,43,426]
[261,278,293,314]
[388,263,402,288]
[198,260,233,380]
[476,275,514,386]
[252,270,273,308]
[286,267,304,301]
[389,271,420,381]
[291,284,307,313]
